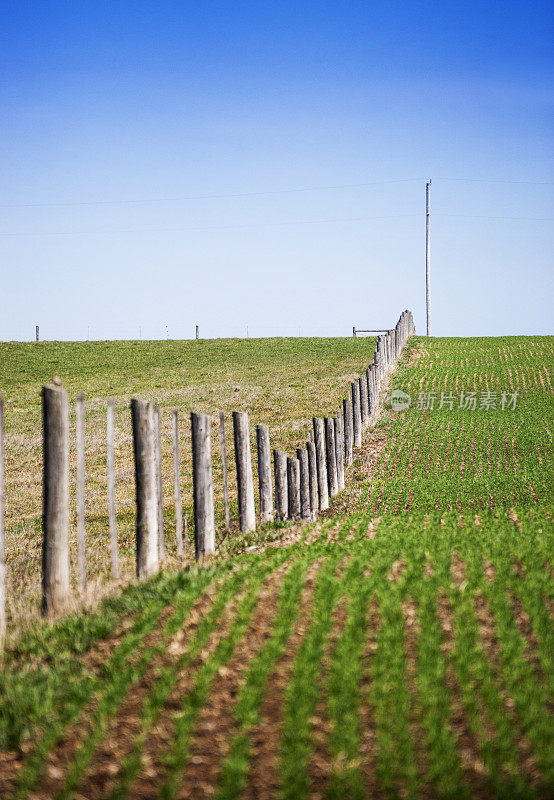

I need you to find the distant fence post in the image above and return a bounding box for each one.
[172,410,184,556]
[233,411,256,532]
[313,418,329,510]
[274,450,288,521]
[107,399,120,579]
[42,380,71,616]
[131,398,159,578]
[219,412,230,531]
[0,393,5,650]
[306,439,318,521]
[195,325,199,340]
[287,457,301,521]
[352,381,362,448]
[191,412,215,559]
[256,424,273,523]
[154,405,165,560]
[76,392,87,591]
[35,325,39,342]
[297,447,311,520]
[334,414,345,491]
[343,390,353,466]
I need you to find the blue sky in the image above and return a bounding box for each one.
[1,1,552,340]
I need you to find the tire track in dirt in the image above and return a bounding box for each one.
[243,557,324,800]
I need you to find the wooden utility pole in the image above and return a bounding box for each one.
[426,179,431,337]
[0,393,5,651]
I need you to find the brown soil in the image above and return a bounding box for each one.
[387,558,406,584]
[175,562,291,799]
[473,593,543,790]
[401,598,432,797]
[308,596,349,795]
[436,592,491,798]
[74,581,227,799]
[0,605,145,798]
[244,557,323,800]
[27,602,176,800]
[359,596,384,797]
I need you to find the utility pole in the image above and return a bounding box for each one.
[426,179,431,337]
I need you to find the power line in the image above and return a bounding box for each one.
[1,176,551,210]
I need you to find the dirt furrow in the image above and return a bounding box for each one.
[244,557,324,800]
[359,596,385,797]
[175,562,291,799]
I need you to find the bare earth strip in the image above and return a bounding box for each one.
[244,558,324,800]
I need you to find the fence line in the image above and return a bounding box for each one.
[0,309,415,639]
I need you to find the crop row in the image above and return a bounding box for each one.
[1,503,552,799]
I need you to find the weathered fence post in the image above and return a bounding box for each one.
[219,412,230,531]
[352,381,362,448]
[75,392,87,591]
[172,410,184,556]
[191,412,215,559]
[107,398,120,579]
[154,405,165,560]
[343,391,353,466]
[256,424,273,523]
[42,380,71,616]
[325,417,339,497]
[297,447,311,520]
[306,439,318,520]
[360,374,369,428]
[131,398,159,578]
[274,449,288,521]
[233,411,256,532]
[287,457,301,520]
[334,414,345,491]
[0,393,5,650]
[313,418,329,510]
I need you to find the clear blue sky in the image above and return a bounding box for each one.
[1,1,552,340]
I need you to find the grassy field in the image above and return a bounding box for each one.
[0,335,376,629]
[0,334,553,799]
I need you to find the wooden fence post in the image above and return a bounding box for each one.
[334,414,345,491]
[313,418,329,510]
[287,457,301,520]
[325,417,339,497]
[306,439,318,521]
[154,405,165,560]
[352,381,362,448]
[191,412,215,559]
[343,391,353,466]
[107,399,120,579]
[297,447,311,520]
[0,393,5,650]
[42,381,71,616]
[172,410,184,556]
[219,412,230,531]
[360,374,369,428]
[274,449,288,521]
[233,411,256,532]
[256,424,273,523]
[75,392,87,591]
[131,398,159,578]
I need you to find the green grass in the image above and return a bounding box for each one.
[0,334,552,799]
[0,335,376,634]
